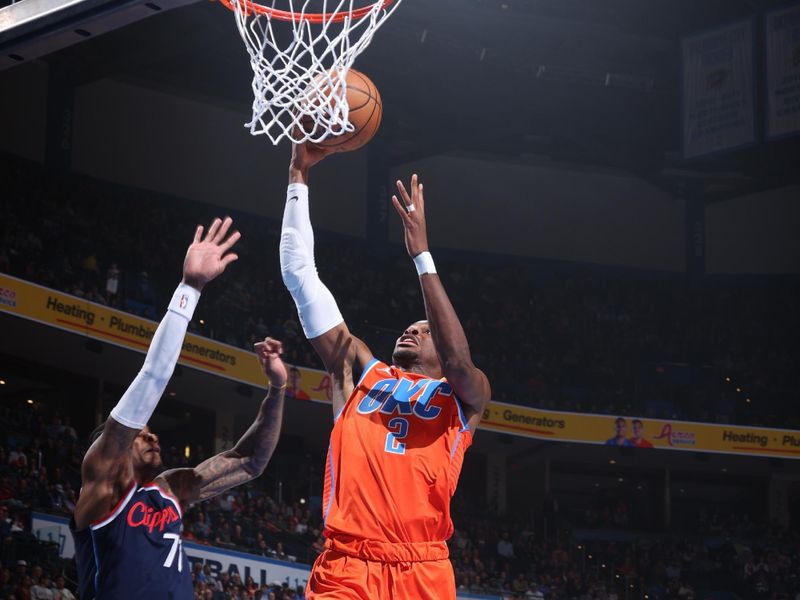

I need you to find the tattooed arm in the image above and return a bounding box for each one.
[161,338,287,506]
[73,218,240,531]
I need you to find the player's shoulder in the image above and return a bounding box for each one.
[357,358,393,382]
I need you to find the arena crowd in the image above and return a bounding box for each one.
[2,393,799,599]
[2,156,798,429]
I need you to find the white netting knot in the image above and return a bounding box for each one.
[227,0,400,145]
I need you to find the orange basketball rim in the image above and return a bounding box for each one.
[218,0,396,23]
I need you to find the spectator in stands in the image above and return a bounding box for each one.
[15,574,34,599]
[29,571,53,600]
[193,511,212,541]
[105,262,120,304]
[0,567,14,598]
[0,505,11,539]
[497,531,515,560]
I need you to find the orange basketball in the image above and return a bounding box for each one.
[304,69,382,153]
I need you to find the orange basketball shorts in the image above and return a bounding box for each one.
[305,537,455,600]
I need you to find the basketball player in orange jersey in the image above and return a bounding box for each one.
[280,143,492,599]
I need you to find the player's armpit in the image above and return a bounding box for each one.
[309,324,373,416]
[444,365,492,433]
[80,417,138,484]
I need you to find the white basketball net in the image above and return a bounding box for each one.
[227,0,401,145]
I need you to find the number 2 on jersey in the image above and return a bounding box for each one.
[384,417,409,455]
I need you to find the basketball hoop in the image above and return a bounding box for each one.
[219,0,394,22]
[219,0,401,145]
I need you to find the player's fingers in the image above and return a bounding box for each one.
[220,253,239,268]
[205,218,222,242]
[214,217,233,244]
[418,183,425,211]
[220,230,241,253]
[193,225,204,244]
[411,174,419,203]
[391,196,410,221]
[395,179,412,207]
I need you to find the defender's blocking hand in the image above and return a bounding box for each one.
[392,174,429,259]
[254,337,288,388]
[182,217,240,291]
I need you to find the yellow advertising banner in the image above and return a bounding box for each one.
[3,273,799,459]
[479,402,800,459]
[0,272,271,389]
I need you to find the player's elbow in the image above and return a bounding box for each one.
[280,229,313,288]
[443,362,491,409]
[244,446,276,478]
[138,366,172,391]
[244,456,269,478]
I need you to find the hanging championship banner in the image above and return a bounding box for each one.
[766,4,800,138]
[682,20,755,157]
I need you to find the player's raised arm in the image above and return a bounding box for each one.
[391,175,491,432]
[74,218,240,530]
[162,337,286,505]
[281,143,373,416]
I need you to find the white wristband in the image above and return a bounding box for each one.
[168,283,201,321]
[111,283,197,430]
[413,252,437,276]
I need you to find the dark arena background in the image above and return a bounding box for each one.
[2,0,800,598]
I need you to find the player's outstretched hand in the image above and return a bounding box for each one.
[254,337,288,388]
[290,140,336,173]
[182,217,241,291]
[392,174,429,259]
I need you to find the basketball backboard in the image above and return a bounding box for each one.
[0,0,199,70]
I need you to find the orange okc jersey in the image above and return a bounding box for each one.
[322,358,471,546]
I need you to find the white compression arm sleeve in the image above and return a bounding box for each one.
[109,283,200,429]
[280,183,344,339]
